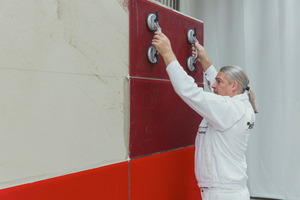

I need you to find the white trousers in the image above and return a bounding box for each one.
[200,187,250,200]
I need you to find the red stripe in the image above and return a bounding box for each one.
[0,162,128,200]
[0,147,201,200]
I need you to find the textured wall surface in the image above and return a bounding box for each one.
[0,0,129,189]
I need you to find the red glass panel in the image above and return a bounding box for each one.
[130,78,203,158]
[130,146,201,200]
[129,0,204,82]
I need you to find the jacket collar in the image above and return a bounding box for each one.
[232,92,249,101]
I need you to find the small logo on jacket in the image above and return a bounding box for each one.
[198,130,206,135]
[247,122,254,129]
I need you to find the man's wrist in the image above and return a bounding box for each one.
[199,56,211,72]
[162,52,177,67]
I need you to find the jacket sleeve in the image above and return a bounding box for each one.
[166,60,245,131]
[203,65,218,93]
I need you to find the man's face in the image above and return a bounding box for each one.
[211,71,235,97]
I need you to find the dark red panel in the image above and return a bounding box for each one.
[0,162,128,200]
[130,146,201,200]
[130,78,203,158]
[129,0,204,82]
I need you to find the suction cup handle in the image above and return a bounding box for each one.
[193,62,197,72]
[155,51,159,65]
[155,10,159,23]
[186,27,199,72]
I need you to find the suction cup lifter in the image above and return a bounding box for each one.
[147,10,161,65]
[147,46,159,65]
[146,10,161,32]
[186,27,199,72]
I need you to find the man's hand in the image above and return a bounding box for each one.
[152,32,177,67]
[192,43,211,72]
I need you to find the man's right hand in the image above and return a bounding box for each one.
[152,32,177,67]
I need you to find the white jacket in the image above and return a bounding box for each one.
[166,60,255,190]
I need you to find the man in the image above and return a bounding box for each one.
[152,32,257,200]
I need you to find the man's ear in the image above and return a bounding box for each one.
[233,81,238,91]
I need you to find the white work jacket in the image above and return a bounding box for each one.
[166,60,255,190]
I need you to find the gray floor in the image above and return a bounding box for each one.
[251,198,281,200]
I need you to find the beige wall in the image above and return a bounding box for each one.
[0,0,129,189]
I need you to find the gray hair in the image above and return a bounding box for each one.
[220,66,258,113]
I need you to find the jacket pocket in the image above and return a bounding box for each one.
[195,118,212,181]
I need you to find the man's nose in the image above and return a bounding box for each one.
[211,82,217,88]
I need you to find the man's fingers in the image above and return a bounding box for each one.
[155,31,164,36]
[152,38,160,45]
[153,33,164,40]
[154,31,167,40]
[195,42,204,50]
[153,35,160,39]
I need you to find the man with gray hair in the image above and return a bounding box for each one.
[152,31,257,200]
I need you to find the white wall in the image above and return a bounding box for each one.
[179,0,246,71]
[0,0,129,189]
